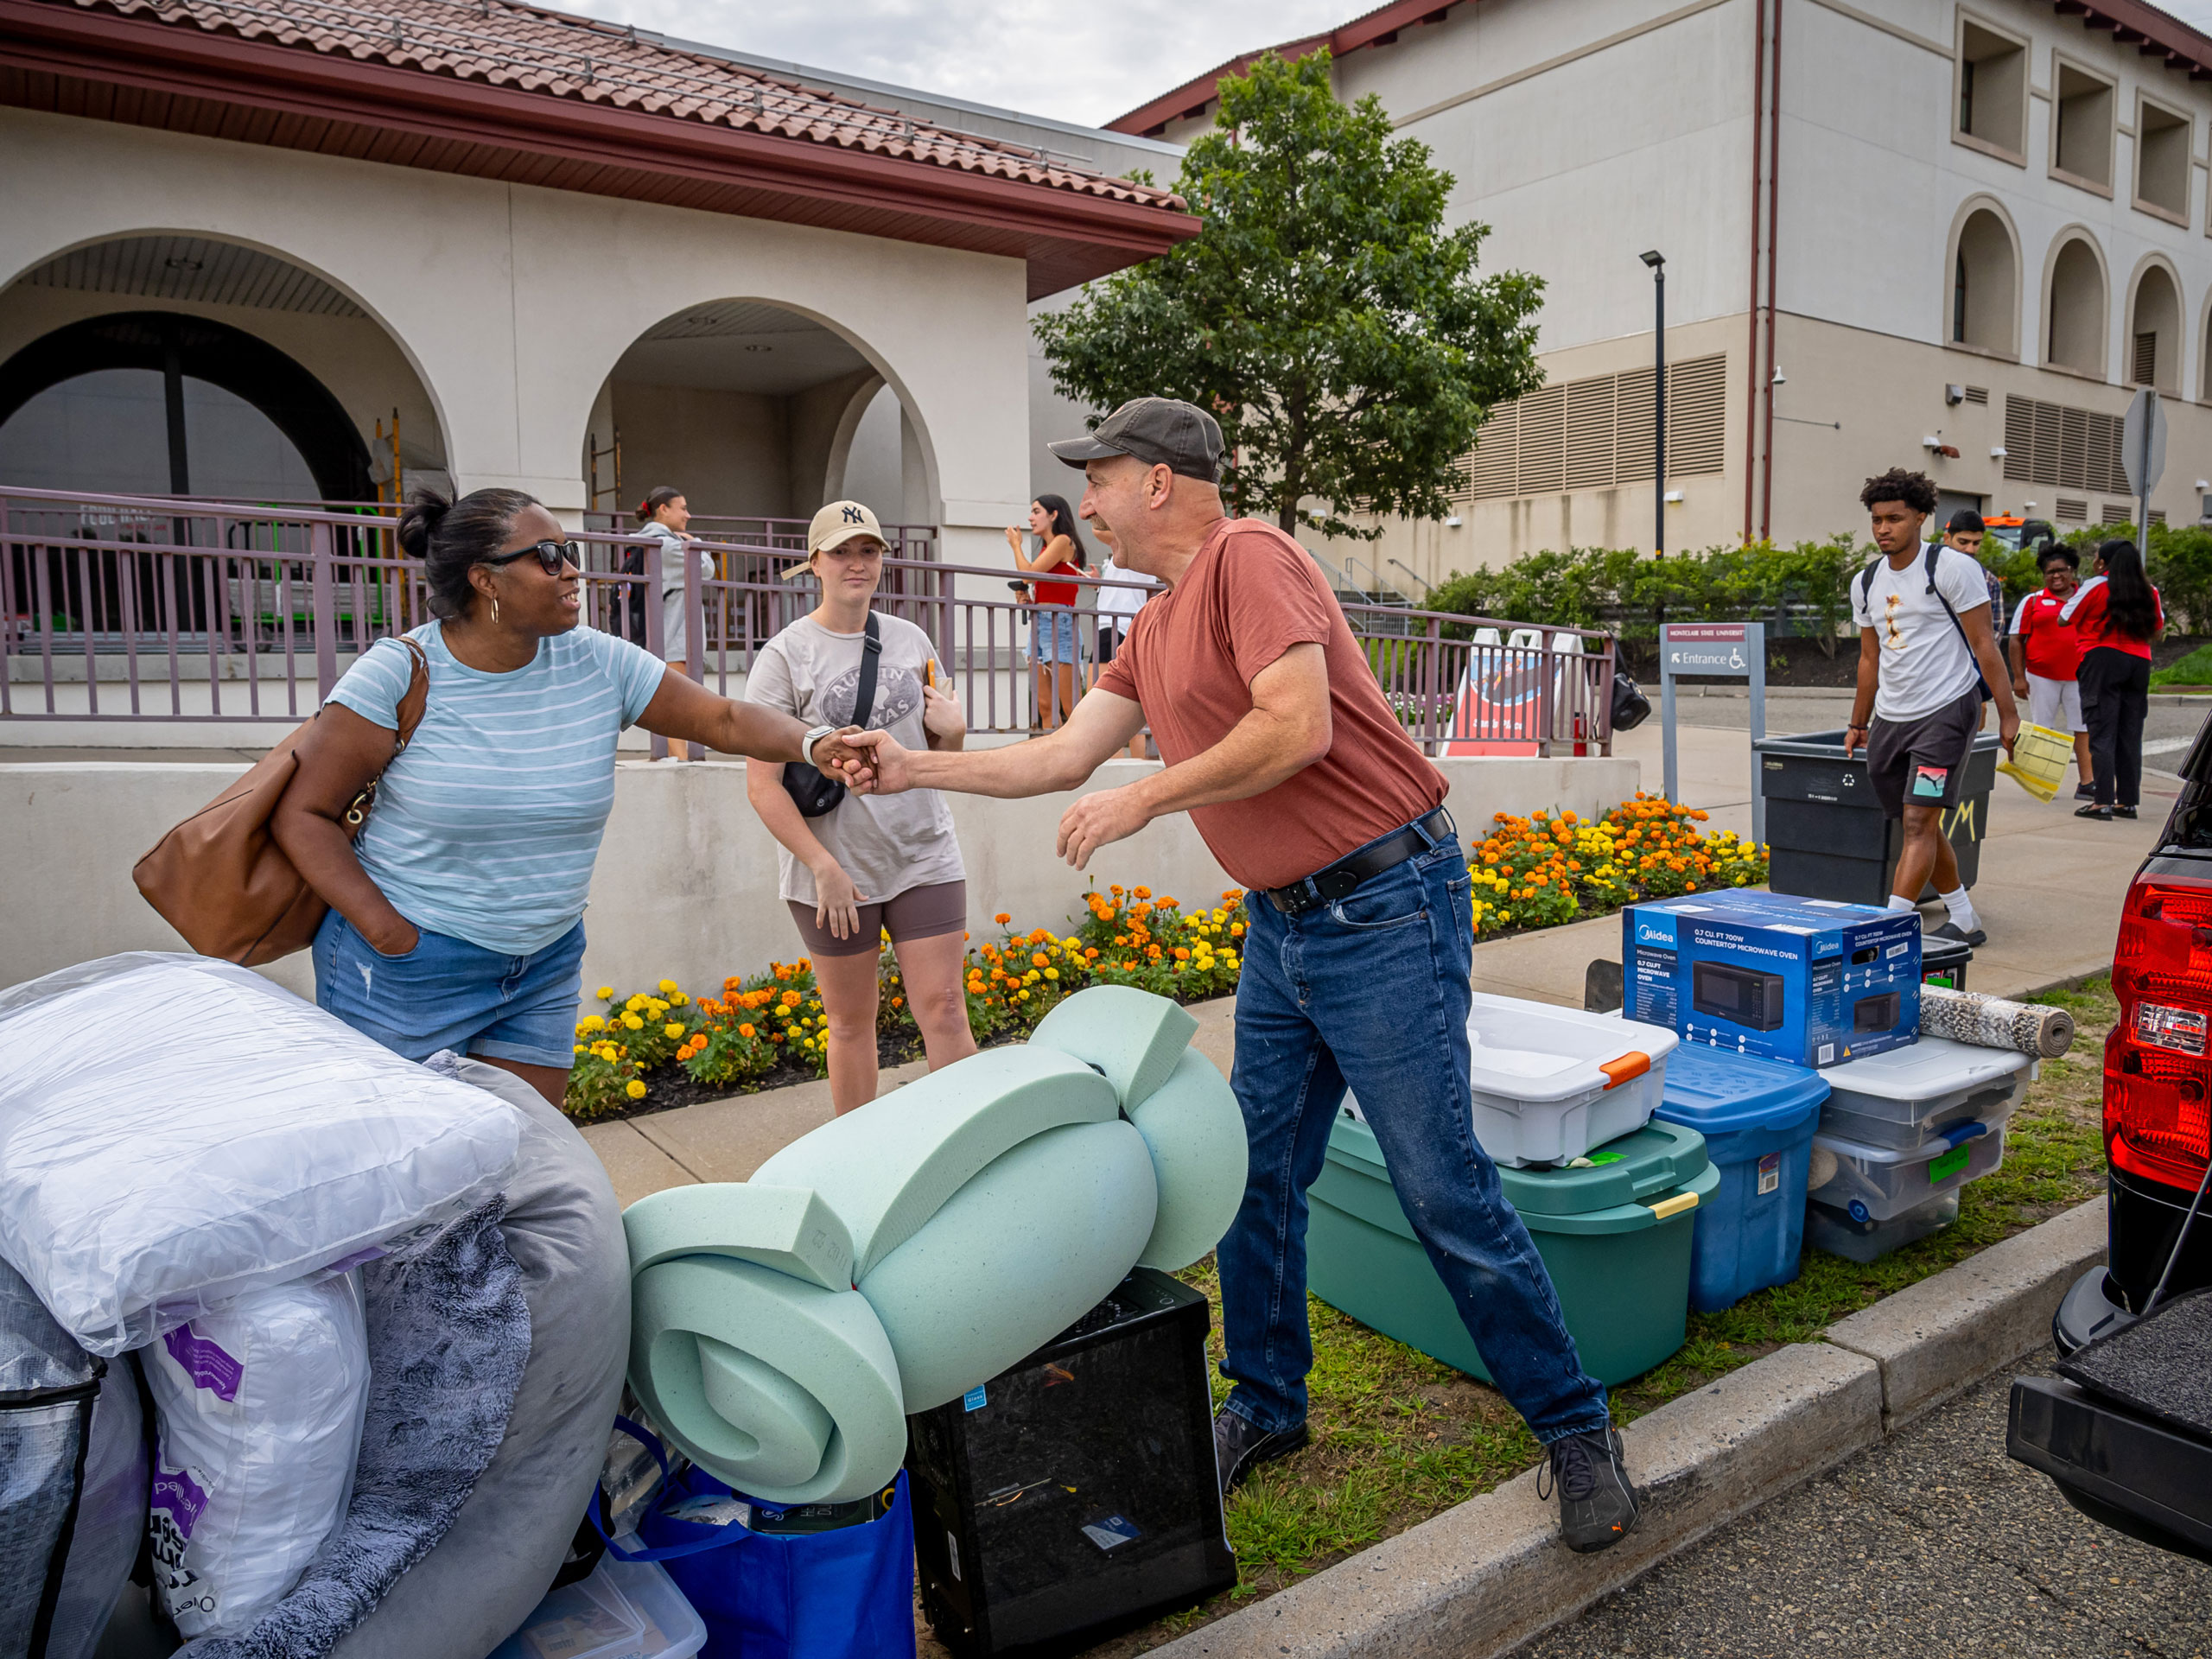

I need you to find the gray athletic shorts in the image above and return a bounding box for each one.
[1866,688,1980,817]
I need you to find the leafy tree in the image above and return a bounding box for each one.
[1034,50,1543,541]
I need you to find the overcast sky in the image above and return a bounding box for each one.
[563,0,1351,130]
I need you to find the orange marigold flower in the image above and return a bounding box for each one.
[738,1023,756,1038]
[995,912,1012,925]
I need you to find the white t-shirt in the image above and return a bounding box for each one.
[1849,545,1990,721]
[1095,556,1158,625]
[746,612,965,908]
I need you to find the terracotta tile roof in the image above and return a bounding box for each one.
[48,0,1185,208]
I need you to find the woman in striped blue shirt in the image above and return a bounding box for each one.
[273,487,868,1105]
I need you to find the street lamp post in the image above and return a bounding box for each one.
[1641,250,1666,556]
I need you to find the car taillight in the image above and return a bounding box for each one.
[2107,874,2212,1190]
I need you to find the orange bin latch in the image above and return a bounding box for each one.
[1599,1052,1651,1090]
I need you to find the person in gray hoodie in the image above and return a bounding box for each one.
[632,486,716,671]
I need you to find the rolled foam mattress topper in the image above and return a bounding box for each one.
[0,953,525,1356]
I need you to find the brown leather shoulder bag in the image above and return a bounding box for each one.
[132,638,430,966]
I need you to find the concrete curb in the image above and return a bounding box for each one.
[1150,1196,2108,1659]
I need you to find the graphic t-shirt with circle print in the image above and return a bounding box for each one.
[746,611,965,907]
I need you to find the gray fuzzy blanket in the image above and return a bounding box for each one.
[180,1200,531,1659]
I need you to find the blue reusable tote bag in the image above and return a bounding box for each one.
[598,1422,915,1659]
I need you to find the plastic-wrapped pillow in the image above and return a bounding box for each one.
[0,953,525,1355]
[146,1273,371,1638]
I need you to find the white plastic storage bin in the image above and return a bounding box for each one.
[1817,1037,2032,1151]
[489,1548,705,1659]
[1804,1190,1961,1263]
[1350,995,1678,1166]
[1805,1100,2016,1224]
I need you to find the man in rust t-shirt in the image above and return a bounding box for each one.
[843,398,1633,1552]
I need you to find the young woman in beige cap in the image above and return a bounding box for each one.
[744,500,976,1112]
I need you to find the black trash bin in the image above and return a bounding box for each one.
[1756,728,1999,906]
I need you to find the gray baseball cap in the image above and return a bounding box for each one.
[1050,397,1224,483]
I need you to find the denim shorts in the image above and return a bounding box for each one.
[1033,607,1078,664]
[314,909,587,1070]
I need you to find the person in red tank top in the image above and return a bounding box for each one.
[841,398,1635,1554]
[1004,496,1087,732]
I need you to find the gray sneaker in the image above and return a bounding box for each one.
[1540,1427,1640,1553]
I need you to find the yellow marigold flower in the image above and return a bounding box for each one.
[622,1014,644,1031]
[596,986,614,1001]
[658,978,678,995]
[1045,968,1058,981]
[625,1080,647,1100]
[579,1015,606,1033]
[664,1023,683,1039]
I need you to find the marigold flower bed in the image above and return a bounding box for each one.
[563,796,1769,1122]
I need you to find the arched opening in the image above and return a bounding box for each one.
[1950,207,2018,354]
[0,314,364,499]
[2046,235,2107,378]
[588,300,933,540]
[2126,262,2183,392]
[0,235,446,504]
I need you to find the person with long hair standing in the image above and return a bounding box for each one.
[1005,494,1086,729]
[2063,537,2164,821]
[632,486,715,670]
[272,488,870,1105]
[746,500,978,1115]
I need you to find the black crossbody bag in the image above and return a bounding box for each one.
[783,611,880,818]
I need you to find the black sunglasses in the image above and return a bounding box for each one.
[480,539,580,577]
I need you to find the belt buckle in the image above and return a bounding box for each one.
[1271,878,1319,916]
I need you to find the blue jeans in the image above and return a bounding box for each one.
[1220,825,1611,1446]
[314,909,587,1070]
[1032,607,1078,664]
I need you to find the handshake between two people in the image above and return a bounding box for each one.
[823,723,1154,874]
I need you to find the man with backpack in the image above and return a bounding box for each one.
[1845,469,2019,946]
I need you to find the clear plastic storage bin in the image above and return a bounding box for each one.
[1804,1190,1961,1263]
[1350,994,1678,1166]
[1817,1036,2031,1151]
[490,1548,706,1659]
[1805,1101,2015,1224]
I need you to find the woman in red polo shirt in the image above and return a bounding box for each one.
[2063,538,2164,821]
[1004,494,1086,730]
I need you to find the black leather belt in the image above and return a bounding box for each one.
[1264,808,1458,916]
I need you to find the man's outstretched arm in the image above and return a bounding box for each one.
[845,685,1147,798]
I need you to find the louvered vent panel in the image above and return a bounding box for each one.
[1516,386,1567,495]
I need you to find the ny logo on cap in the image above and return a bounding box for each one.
[842,505,865,524]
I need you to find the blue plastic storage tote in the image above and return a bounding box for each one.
[1653,1046,1829,1312]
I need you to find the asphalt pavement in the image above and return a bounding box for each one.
[1658,683,2212,758]
[1518,1350,2212,1659]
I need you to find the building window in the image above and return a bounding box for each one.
[1950,207,2017,353]
[2051,60,2116,192]
[1459,354,1727,502]
[1955,16,2027,160]
[2128,265,2182,392]
[2003,395,2126,493]
[2137,98,2191,221]
[2046,236,2107,377]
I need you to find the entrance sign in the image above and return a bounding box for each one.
[1659,621,1767,846]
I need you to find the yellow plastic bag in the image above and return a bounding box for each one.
[1998,722,2073,802]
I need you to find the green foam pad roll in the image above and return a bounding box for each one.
[1029,985,1198,1110]
[1126,1048,1249,1271]
[753,1046,1119,1279]
[858,1119,1158,1411]
[629,1254,905,1504]
[622,1183,855,1290]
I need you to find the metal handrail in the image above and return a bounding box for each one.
[3,487,1614,755]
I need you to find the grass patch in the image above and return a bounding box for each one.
[1025,978,2114,1658]
[2152,643,2212,688]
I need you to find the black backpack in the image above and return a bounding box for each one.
[1857,543,1993,703]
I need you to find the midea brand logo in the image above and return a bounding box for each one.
[1635,921,1674,946]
